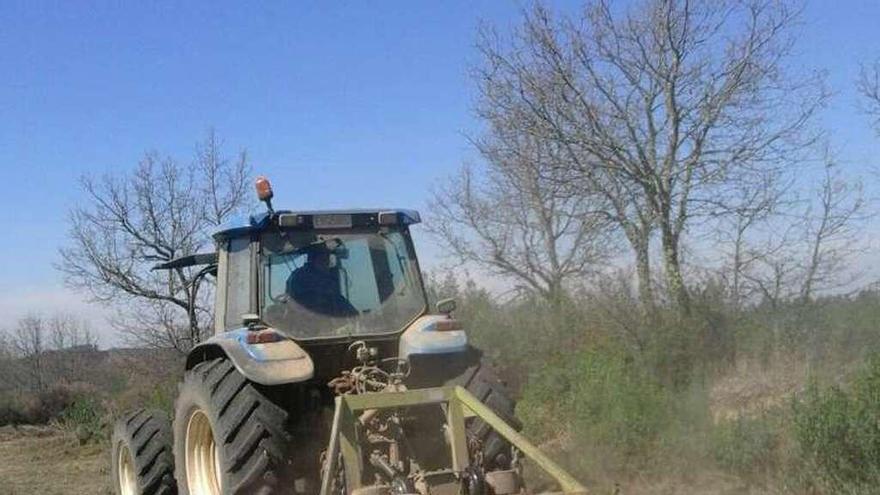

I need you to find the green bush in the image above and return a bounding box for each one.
[0,396,29,425]
[792,354,880,492]
[711,412,780,479]
[0,386,79,426]
[58,396,106,444]
[518,346,672,474]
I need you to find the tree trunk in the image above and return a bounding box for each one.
[632,235,656,316]
[546,278,567,308]
[660,225,691,316]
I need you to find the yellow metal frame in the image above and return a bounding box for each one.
[319,386,588,495]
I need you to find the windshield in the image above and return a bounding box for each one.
[260,228,427,339]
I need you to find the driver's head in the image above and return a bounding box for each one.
[307,248,331,271]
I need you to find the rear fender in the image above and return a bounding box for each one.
[186,328,314,386]
[399,315,468,359]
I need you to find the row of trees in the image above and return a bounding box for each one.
[54,1,880,352]
[0,313,97,395]
[431,0,877,316]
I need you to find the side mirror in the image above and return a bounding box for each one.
[436,298,457,315]
[241,313,262,328]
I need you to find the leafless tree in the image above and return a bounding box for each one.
[0,333,9,358]
[58,130,252,352]
[48,313,97,351]
[44,313,98,385]
[798,157,867,301]
[715,171,792,309]
[429,129,615,303]
[734,150,868,307]
[10,315,47,392]
[0,331,15,395]
[858,59,880,133]
[739,228,800,309]
[475,0,826,314]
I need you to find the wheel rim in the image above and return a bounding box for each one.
[116,443,138,495]
[185,409,223,495]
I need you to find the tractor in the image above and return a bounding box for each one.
[110,177,586,495]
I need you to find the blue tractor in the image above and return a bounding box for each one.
[109,177,522,495]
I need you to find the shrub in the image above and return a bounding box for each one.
[711,412,780,479]
[58,396,106,444]
[109,370,179,418]
[518,346,672,475]
[0,396,29,425]
[792,354,880,492]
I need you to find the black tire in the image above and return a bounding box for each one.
[111,408,177,495]
[173,358,293,495]
[440,347,521,469]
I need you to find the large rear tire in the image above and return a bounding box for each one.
[409,346,520,469]
[111,408,177,495]
[445,347,520,468]
[173,358,293,495]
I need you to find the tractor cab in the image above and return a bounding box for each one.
[155,177,466,385]
[212,208,428,342]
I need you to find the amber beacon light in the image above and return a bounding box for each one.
[255,175,274,201]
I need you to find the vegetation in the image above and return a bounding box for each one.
[426,272,880,493]
[791,355,880,493]
[0,313,180,446]
[421,1,880,490]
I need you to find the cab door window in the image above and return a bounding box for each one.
[224,237,252,329]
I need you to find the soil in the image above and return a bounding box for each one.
[0,425,110,495]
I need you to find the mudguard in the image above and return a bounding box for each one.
[399,315,468,359]
[186,328,314,386]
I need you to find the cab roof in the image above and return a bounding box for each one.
[213,208,421,240]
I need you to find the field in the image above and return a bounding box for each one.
[0,425,109,495]
[4,291,880,494]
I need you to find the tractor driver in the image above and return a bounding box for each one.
[286,246,358,317]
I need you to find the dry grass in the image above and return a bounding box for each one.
[0,425,110,495]
[616,470,768,495]
[709,354,808,422]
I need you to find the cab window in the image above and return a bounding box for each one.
[224,237,251,329]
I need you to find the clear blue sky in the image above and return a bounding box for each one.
[1,1,879,343]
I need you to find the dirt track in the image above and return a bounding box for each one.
[0,426,109,495]
[0,425,764,495]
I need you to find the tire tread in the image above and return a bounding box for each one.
[111,409,177,495]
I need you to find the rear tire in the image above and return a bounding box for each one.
[409,346,520,469]
[173,358,293,495]
[445,347,521,468]
[111,408,177,495]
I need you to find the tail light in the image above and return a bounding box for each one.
[434,319,463,332]
[246,329,283,344]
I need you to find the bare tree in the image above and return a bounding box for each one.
[475,0,826,314]
[10,315,47,392]
[733,150,868,307]
[740,228,800,309]
[798,157,867,301]
[48,313,97,351]
[715,171,791,309]
[0,332,9,359]
[429,130,614,303]
[858,59,880,133]
[44,313,98,385]
[58,130,251,352]
[0,331,16,395]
